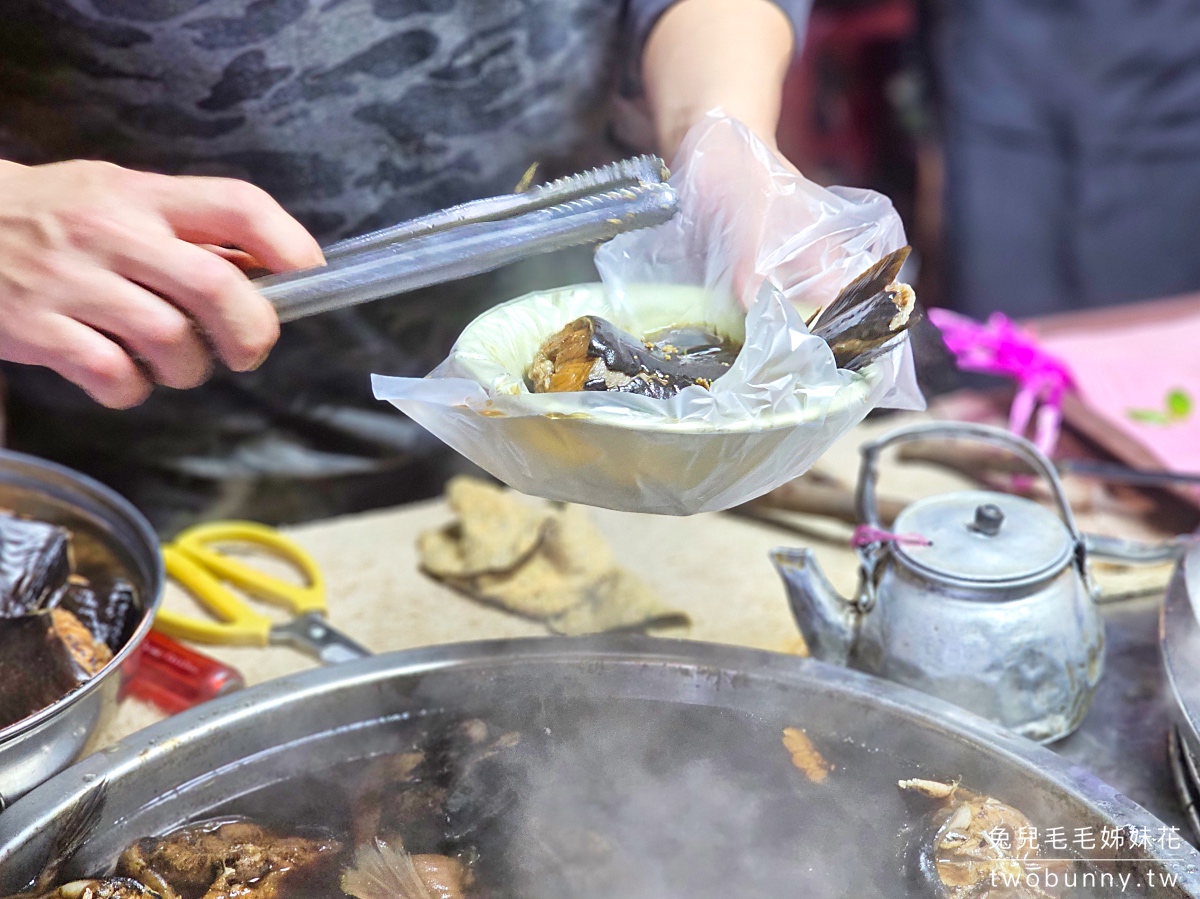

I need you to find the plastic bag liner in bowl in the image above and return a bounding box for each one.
[371,114,925,515]
[372,281,920,515]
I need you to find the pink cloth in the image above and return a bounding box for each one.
[928,309,1073,457]
[1040,313,1200,472]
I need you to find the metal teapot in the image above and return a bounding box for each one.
[772,422,1104,743]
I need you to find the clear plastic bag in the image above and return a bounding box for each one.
[372,113,925,515]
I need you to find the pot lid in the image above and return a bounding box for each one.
[891,490,1075,586]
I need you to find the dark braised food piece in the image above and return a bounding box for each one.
[528,317,738,400]
[0,514,72,617]
[807,246,917,371]
[351,718,520,854]
[115,819,341,899]
[33,879,162,899]
[50,578,138,652]
[0,609,111,729]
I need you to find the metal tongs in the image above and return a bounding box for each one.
[255,155,677,322]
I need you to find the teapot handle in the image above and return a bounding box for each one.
[856,421,1083,543]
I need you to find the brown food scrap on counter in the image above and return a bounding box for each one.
[782,726,832,783]
[418,478,552,577]
[418,477,689,635]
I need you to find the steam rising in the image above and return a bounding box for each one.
[447,681,909,899]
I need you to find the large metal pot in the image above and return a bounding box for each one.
[0,450,162,807]
[0,637,1196,896]
[1163,542,1200,840]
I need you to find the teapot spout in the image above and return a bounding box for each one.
[770,547,859,666]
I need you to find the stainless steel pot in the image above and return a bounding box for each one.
[1162,541,1200,841]
[0,450,162,806]
[0,637,1196,896]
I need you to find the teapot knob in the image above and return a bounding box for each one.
[972,503,1005,537]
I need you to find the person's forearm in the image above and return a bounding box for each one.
[642,0,795,159]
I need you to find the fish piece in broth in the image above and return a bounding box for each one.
[341,838,467,899]
[350,718,521,852]
[899,778,1068,899]
[115,819,341,899]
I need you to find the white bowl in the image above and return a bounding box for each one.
[375,282,903,515]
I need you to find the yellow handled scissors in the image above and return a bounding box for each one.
[155,521,370,665]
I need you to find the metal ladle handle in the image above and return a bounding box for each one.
[855,421,1082,542]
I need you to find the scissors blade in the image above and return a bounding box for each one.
[270,612,371,665]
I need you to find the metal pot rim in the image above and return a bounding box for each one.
[1164,548,1200,762]
[0,449,164,744]
[3,635,1198,887]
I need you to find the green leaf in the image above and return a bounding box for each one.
[1128,409,1170,425]
[1167,388,1193,420]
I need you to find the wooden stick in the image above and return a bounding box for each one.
[896,440,1030,479]
[743,478,906,527]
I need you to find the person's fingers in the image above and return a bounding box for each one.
[0,314,153,408]
[197,244,266,273]
[142,173,324,272]
[105,234,280,372]
[66,269,212,390]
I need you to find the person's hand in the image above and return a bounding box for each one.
[596,113,906,322]
[639,0,801,309]
[0,159,323,408]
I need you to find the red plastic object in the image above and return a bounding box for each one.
[122,630,245,714]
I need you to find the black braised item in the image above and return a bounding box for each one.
[0,609,111,730]
[807,246,917,371]
[527,246,917,400]
[528,316,738,400]
[50,579,138,653]
[0,508,142,733]
[0,514,71,618]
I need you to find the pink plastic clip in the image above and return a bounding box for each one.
[851,525,931,548]
[927,309,1074,458]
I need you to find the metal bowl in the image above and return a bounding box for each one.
[0,637,1197,897]
[0,450,162,807]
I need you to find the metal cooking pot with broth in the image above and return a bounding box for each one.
[0,639,1193,899]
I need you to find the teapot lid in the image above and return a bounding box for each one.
[891,490,1075,586]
